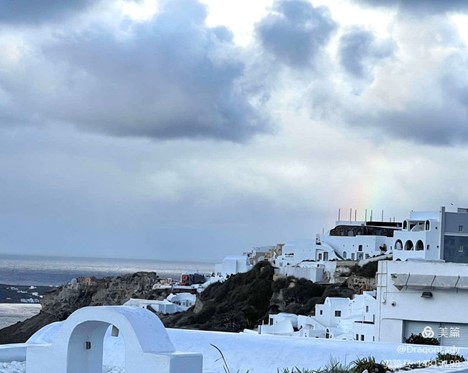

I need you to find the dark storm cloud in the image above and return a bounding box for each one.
[0,0,94,24]
[256,0,337,68]
[354,0,468,14]
[338,27,394,79]
[1,0,270,142]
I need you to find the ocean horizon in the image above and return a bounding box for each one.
[0,254,215,287]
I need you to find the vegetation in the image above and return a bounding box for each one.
[162,261,276,331]
[213,351,394,373]
[349,261,379,278]
[162,262,346,331]
[352,357,387,373]
[404,333,440,345]
[436,352,465,364]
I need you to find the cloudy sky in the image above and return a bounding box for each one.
[1,0,468,262]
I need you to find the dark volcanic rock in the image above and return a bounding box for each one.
[0,264,357,343]
[0,272,161,344]
[161,261,276,331]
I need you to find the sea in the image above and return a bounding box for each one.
[0,254,215,303]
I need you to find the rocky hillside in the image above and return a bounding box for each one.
[0,263,356,343]
[161,262,354,332]
[0,272,162,344]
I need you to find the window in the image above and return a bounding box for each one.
[351,253,355,260]
[343,251,347,259]
[355,334,359,341]
[459,225,464,232]
[365,306,369,313]
[416,240,424,251]
[404,240,414,251]
[335,310,341,317]
[319,310,323,315]
[459,245,464,253]
[269,318,273,325]
[360,335,364,341]
[427,244,430,250]
[358,245,363,252]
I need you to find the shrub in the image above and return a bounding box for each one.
[404,333,439,345]
[352,357,387,373]
[436,352,465,364]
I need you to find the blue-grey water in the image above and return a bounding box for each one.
[0,254,215,303]
[0,254,215,287]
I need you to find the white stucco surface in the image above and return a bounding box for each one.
[26,306,202,373]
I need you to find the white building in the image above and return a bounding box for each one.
[315,220,400,262]
[124,293,196,314]
[215,256,252,277]
[166,293,196,310]
[259,292,377,342]
[313,206,468,265]
[392,207,468,263]
[376,260,468,346]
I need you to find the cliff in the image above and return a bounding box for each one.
[0,272,162,344]
[0,263,355,343]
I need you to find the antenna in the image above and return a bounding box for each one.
[354,209,357,222]
[350,208,352,222]
[365,209,368,221]
[382,210,384,221]
[338,208,341,221]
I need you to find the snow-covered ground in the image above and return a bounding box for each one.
[67,324,468,372]
[0,308,467,373]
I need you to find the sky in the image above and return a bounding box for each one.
[1,0,468,262]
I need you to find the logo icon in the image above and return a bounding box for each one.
[422,326,435,338]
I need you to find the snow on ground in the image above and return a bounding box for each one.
[0,304,41,330]
[102,327,468,372]
[166,329,468,372]
[1,322,468,372]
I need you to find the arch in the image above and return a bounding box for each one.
[426,220,430,231]
[403,220,408,230]
[415,240,424,251]
[404,240,414,251]
[342,251,347,259]
[395,240,403,251]
[26,306,202,373]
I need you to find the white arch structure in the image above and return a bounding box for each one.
[26,306,202,373]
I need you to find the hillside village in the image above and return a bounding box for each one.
[211,206,468,347]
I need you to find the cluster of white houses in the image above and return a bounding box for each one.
[216,206,468,347]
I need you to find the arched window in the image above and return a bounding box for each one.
[404,240,414,251]
[395,240,403,250]
[416,240,424,251]
[403,220,408,231]
[426,220,430,231]
[343,251,347,259]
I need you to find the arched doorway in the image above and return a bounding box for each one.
[67,321,122,373]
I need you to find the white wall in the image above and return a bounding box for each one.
[376,261,468,344]
[319,235,386,260]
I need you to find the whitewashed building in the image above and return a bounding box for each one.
[376,260,468,346]
[124,293,196,314]
[215,256,252,277]
[259,292,377,342]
